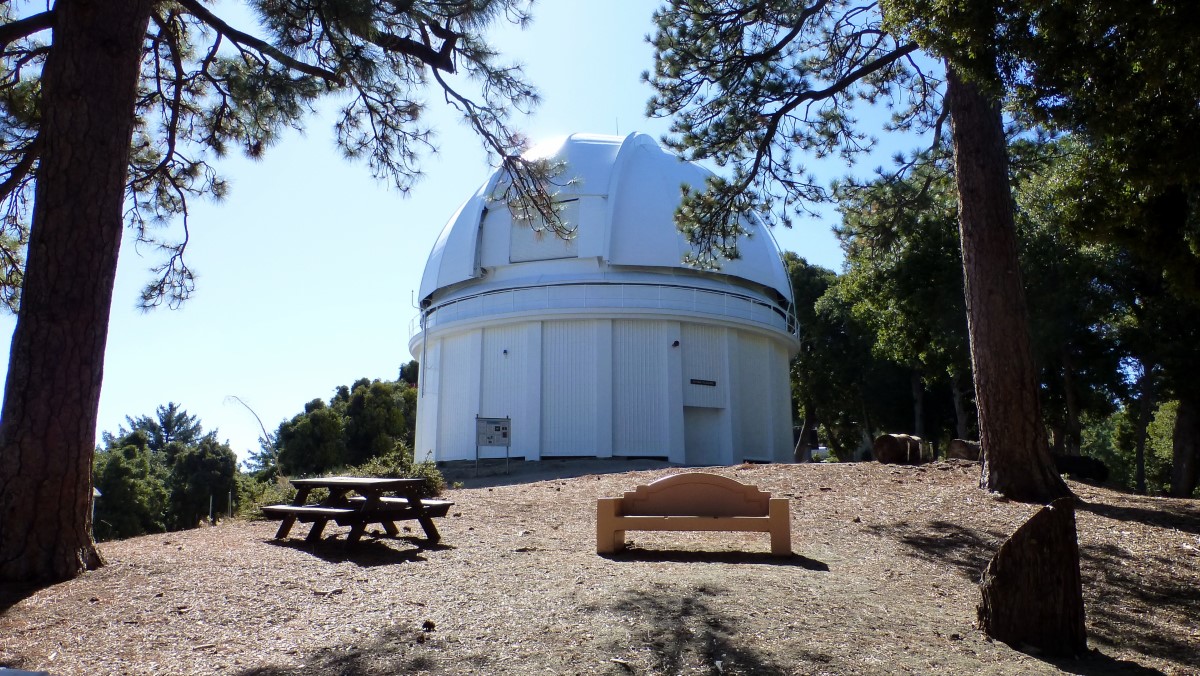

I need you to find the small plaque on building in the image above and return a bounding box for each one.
[690,378,717,387]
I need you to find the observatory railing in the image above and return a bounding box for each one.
[409,282,798,339]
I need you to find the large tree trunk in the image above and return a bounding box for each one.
[978,497,1087,656]
[950,371,972,440]
[1133,367,1154,495]
[1062,350,1082,456]
[0,0,153,583]
[1170,395,1199,498]
[944,63,1071,503]
[911,369,925,440]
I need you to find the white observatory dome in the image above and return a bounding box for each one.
[410,133,799,465]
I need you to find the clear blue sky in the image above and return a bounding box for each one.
[1,2,906,462]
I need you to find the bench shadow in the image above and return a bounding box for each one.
[601,547,829,571]
[265,536,452,567]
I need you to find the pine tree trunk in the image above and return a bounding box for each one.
[1063,349,1082,456]
[978,497,1087,657]
[1133,367,1154,495]
[0,0,153,583]
[950,371,971,440]
[1170,396,1199,498]
[911,369,925,440]
[944,63,1071,503]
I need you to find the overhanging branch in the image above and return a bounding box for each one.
[0,10,54,50]
[175,0,342,85]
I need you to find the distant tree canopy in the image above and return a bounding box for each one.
[93,404,238,540]
[275,376,418,477]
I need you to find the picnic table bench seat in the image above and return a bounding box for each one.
[261,504,357,520]
[345,495,455,517]
[596,472,791,556]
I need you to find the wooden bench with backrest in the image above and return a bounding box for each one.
[596,472,791,556]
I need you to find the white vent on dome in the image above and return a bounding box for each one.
[510,199,580,263]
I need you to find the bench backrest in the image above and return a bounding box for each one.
[619,472,772,517]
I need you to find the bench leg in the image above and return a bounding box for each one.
[596,498,625,554]
[382,520,400,537]
[768,498,792,556]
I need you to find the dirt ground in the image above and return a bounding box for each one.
[2,460,1198,675]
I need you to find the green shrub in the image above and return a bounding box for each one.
[342,444,446,498]
[235,473,297,518]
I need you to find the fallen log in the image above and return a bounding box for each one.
[872,433,926,465]
[947,438,981,461]
[977,497,1087,657]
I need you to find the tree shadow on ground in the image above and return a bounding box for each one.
[1078,498,1200,536]
[0,582,47,614]
[1040,648,1166,676]
[870,508,1198,672]
[603,586,808,675]
[237,623,444,676]
[864,519,1005,581]
[265,535,452,567]
[602,547,829,571]
[1076,537,1200,669]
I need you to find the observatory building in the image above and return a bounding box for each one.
[409,133,799,465]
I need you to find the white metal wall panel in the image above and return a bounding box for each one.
[612,319,669,456]
[541,320,599,455]
[412,340,441,461]
[480,323,531,458]
[681,323,726,408]
[733,332,772,457]
[436,331,481,461]
[769,341,795,462]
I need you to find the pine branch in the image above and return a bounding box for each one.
[0,10,54,50]
[175,0,342,84]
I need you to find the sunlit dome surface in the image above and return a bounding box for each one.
[417,132,793,310]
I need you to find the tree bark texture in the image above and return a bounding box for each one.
[911,369,926,441]
[978,497,1087,657]
[1170,396,1198,498]
[944,63,1071,503]
[951,372,971,440]
[1062,350,1081,456]
[0,0,154,583]
[1134,368,1154,495]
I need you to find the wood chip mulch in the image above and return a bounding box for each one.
[2,460,1198,675]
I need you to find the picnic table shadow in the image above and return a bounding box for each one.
[600,547,829,571]
[265,534,453,567]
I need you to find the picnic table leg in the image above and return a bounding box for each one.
[416,514,441,543]
[346,522,368,544]
[381,521,400,537]
[274,517,297,540]
[275,487,314,539]
[306,518,330,543]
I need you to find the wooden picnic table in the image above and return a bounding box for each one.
[262,476,452,545]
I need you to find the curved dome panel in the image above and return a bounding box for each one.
[417,132,792,305]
